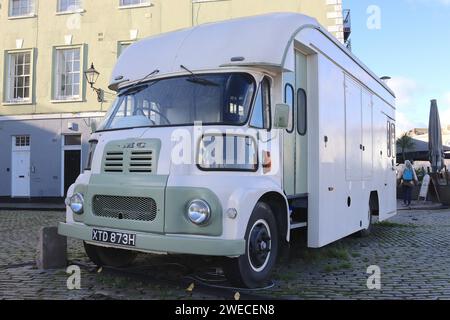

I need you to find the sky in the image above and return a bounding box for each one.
[345,0,450,134]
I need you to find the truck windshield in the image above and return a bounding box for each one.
[98,73,256,131]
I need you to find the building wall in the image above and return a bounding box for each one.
[408,125,450,148]
[0,0,344,117]
[0,0,344,197]
[0,115,102,196]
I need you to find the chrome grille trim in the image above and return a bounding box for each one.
[92,195,157,221]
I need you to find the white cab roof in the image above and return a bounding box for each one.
[109,13,318,89]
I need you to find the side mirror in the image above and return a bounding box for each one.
[273,103,290,129]
[90,120,97,133]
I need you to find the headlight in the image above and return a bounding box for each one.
[186,199,211,225]
[69,193,84,215]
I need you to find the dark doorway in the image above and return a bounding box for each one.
[64,150,81,195]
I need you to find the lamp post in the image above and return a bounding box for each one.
[84,63,104,103]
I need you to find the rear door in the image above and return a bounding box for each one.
[344,76,362,181]
[361,89,373,180]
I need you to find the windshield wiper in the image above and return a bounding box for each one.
[120,69,160,96]
[119,84,148,96]
[180,65,219,86]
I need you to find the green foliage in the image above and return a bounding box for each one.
[396,133,415,161]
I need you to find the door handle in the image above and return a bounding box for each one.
[19,175,25,178]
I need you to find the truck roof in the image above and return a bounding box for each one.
[109,12,395,98]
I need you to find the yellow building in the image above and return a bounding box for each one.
[0,0,346,198]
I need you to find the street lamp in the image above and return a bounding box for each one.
[84,63,104,102]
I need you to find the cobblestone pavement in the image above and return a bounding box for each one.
[1,209,450,300]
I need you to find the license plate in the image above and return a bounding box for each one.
[92,229,136,247]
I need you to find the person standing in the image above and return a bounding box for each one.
[399,160,418,206]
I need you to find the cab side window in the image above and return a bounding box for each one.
[297,88,307,135]
[250,77,271,129]
[284,84,294,133]
[387,120,392,158]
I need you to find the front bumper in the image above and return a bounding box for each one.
[58,222,245,257]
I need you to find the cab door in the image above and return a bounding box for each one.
[295,51,308,195]
[282,72,296,195]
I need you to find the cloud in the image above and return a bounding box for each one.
[405,0,450,6]
[437,92,450,127]
[387,76,426,135]
[441,107,450,127]
[441,92,450,106]
[396,111,417,135]
[388,76,419,108]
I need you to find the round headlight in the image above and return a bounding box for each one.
[70,193,84,215]
[187,199,211,225]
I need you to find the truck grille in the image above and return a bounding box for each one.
[103,150,153,173]
[129,150,153,173]
[104,151,124,172]
[92,195,157,221]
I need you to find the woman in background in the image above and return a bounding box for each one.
[399,160,418,207]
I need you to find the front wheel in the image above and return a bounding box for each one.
[222,202,279,288]
[83,242,137,268]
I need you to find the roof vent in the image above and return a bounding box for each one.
[230,56,245,62]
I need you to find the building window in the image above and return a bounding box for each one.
[15,135,30,147]
[119,0,150,7]
[5,51,33,103]
[54,47,81,101]
[118,41,133,57]
[64,134,81,146]
[9,0,34,17]
[57,0,81,12]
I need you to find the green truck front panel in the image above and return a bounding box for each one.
[64,137,226,253]
[83,173,168,233]
[58,222,245,256]
[164,186,223,236]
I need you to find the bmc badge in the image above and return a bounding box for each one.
[122,142,146,149]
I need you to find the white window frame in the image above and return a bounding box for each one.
[117,41,134,57]
[3,49,34,105]
[8,0,35,18]
[52,45,84,102]
[118,0,152,9]
[57,0,83,13]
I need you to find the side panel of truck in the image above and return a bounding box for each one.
[292,28,396,248]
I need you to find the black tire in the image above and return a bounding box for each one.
[356,208,373,238]
[83,242,137,268]
[222,202,279,289]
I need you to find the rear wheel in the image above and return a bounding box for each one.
[83,242,137,268]
[222,202,279,288]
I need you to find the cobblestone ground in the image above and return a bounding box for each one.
[0,209,450,300]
